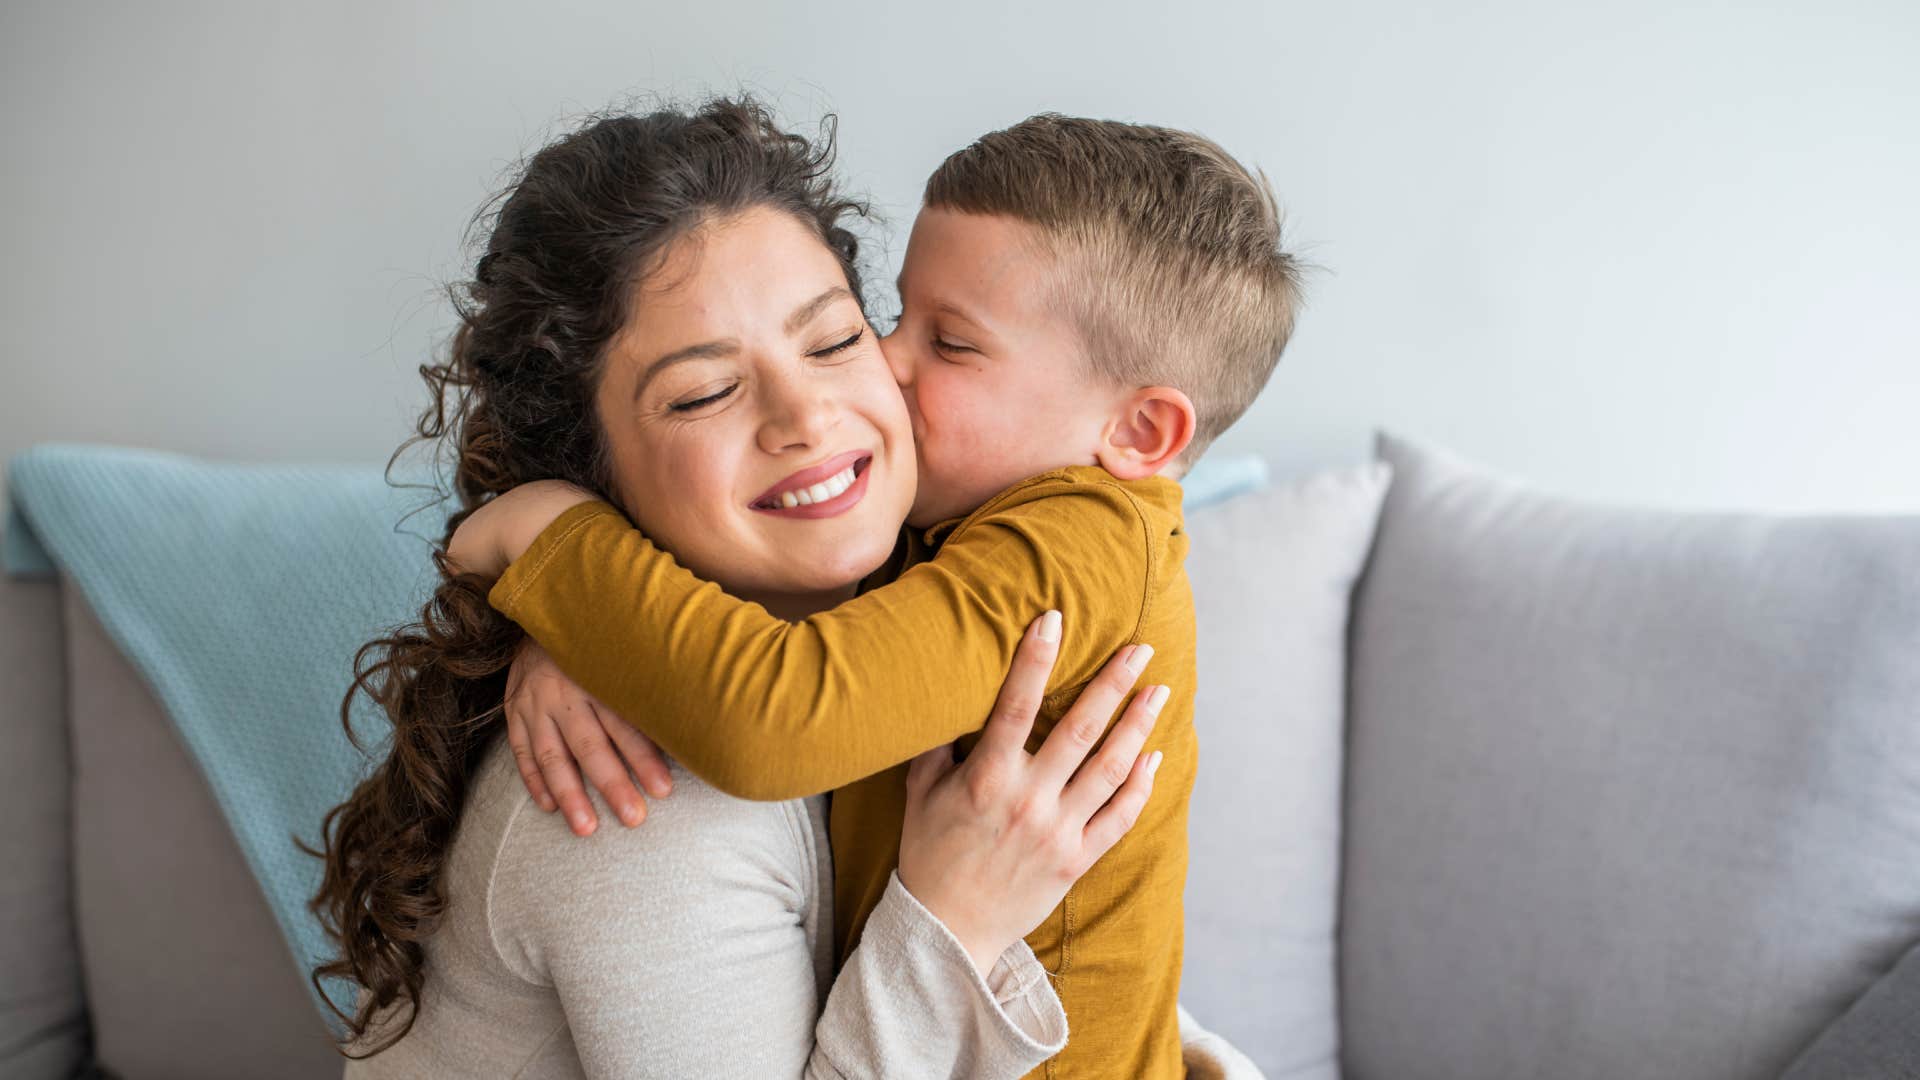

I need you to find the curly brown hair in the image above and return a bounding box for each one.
[307,95,872,1058]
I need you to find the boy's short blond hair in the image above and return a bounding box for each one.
[924,113,1303,465]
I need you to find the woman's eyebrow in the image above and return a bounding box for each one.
[632,340,738,402]
[784,286,853,334]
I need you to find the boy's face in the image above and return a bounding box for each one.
[882,208,1115,528]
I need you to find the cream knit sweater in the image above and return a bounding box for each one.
[341,736,1067,1078]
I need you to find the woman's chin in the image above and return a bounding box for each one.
[740,499,910,588]
[777,540,893,595]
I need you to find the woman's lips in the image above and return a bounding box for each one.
[751,451,873,520]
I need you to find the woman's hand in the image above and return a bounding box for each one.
[898,611,1168,973]
[447,479,601,580]
[505,636,675,836]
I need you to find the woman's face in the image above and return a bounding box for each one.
[592,206,917,611]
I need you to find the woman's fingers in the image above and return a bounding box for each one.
[505,705,556,812]
[1079,749,1163,869]
[976,611,1062,760]
[1030,642,1153,792]
[527,706,598,836]
[559,700,647,828]
[1060,682,1167,825]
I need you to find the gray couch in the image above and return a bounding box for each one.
[3,433,1915,1079]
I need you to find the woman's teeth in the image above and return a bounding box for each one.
[778,464,858,508]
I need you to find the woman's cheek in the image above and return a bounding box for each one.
[854,366,915,450]
[643,439,731,532]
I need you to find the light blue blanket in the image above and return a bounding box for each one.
[4,443,1267,1028]
[6,446,452,1023]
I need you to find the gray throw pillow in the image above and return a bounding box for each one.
[1182,461,1393,1080]
[1339,432,1920,1080]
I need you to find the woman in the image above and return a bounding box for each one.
[312,98,1167,1077]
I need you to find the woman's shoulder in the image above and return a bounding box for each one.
[469,736,823,864]
[466,736,828,953]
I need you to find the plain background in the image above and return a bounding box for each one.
[3,0,1916,514]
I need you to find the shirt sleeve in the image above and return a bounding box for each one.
[487,482,1155,800]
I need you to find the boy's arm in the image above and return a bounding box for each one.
[444,479,599,580]
[487,482,1154,801]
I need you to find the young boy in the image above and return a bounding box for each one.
[463,114,1301,1077]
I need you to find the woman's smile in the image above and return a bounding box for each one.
[750,450,874,518]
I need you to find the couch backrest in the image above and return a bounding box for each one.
[1339,433,1920,1080]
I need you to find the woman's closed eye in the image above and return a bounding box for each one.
[668,383,737,412]
[808,326,866,361]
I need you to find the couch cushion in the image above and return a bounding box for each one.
[1339,433,1920,1080]
[1182,461,1392,1080]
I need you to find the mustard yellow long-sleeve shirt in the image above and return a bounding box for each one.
[488,464,1197,1079]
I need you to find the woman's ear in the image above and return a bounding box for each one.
[1094,386,1197,480]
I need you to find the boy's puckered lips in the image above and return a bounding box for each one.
[750,450,874,517]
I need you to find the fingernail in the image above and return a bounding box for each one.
[1147,751,1164,777]
[621,803,641,826]
[1037,610,1062,643]
[1126,643,1155,672]
[570,812,593,834]
[1145,684,1171,715]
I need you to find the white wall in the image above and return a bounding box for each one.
[4,0,1916,513]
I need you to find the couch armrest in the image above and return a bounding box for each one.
[60,578,339,1079]
[1780,939,1920,1080]
[0,575,88,1079]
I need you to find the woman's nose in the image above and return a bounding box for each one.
[757,380,840,454]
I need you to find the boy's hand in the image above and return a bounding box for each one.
[506,636,674,836]
[447,479,601,580]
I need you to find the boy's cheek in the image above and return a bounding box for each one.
[909,368,974,439]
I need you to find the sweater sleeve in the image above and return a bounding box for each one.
[487,481,1154,800]
[811,871,1067,1079]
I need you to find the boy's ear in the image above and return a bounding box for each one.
[1095,386,1196,480]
